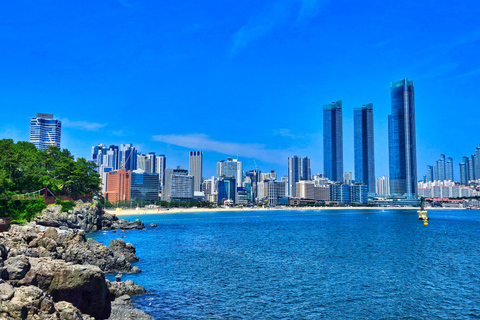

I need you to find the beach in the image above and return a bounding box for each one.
[106,206,422,216]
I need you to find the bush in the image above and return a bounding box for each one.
[55,199,76,212]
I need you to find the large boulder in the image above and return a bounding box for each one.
[0,285,55,319]
[109,239,139,262]
[2,255,30,280]
[108,295,154,320]
[19,257,113,319]
[106,279,146,298]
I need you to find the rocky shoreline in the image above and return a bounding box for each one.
[0,201,154,320]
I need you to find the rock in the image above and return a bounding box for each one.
[0,285,56,320]
[130,266,141,274]
[49,263,113,319]
[111,219,145,230]
[55,301,95,320]
[108,295,154,320]
[19,257,113,319]
[149,223,157,227]
[0,280,14,301]
[0,244,7,260]
[106,279,146,298]
[35,201,104,232]
[109,239,139,262]
[3,255,30,280]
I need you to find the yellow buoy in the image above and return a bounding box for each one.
[424,220,428,226]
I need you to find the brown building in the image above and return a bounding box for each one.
[104,169,131,203]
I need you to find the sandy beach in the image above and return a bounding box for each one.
[106,206,423,217]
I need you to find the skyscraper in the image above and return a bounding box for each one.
[288,156,300,197]
[388,79,417,197]
[435,154,446,181]
[445,157,454,181]
[189,151,203,192]
[156,155,166,187]
[300,157,311,181]
[216,157,242,187]
[119,144,137,171]
[459,162,468,185]
[354,103,375,193]
[426,165,434,182]
[29,113,61,150]
[475,147,480,181]
[323,100,343,182]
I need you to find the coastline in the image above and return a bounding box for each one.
[107,206,428,217]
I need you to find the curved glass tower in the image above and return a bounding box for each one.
[388,79,417,197]
[29,113,61,150]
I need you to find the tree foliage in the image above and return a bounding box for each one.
[0,139,101,218]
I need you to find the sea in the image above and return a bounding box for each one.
[88,209,480,319]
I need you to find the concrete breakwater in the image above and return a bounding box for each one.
[0,201,154,320]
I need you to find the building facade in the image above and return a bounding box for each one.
[29,113,61,150]
[323,101,343,182]
[162,167,194,202]
[388,78,417,197]
[130,170,159,203]
[217,158,243,187]
[155,155,166,187]
[189,151,203,192]
[288,156,300,197]
[375,176,390,195]
[354,104,375,193]
[119,144,137,171]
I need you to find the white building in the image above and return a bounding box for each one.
[375,176,390,195]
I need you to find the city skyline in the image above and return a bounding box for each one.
[1,1,480,179]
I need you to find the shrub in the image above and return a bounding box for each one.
[55,199,76,213]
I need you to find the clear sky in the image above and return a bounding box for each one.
[1,0,480,180]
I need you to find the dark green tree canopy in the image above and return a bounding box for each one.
[0,139,100,196]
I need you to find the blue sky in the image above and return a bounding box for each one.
[1,0,480,180]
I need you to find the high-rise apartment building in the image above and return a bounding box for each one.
[435,154,446,181]
[375,176,390,195]
[475,147,480,181]
[354,104,375,193]
[162,167,194,202]
[459,162,468,185]
[155,155,166,187]
[426,165,434,182]
[288,156,300,197]
[189,151,203,192]
[119,144,137,171]
[343,172,352,185]
[445,157,454,181]
[388,79,417,197]
[288,156,311,197]
[29,113,61,150]
[323,101,343,182]
[300,157,311,181]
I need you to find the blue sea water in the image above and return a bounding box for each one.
[88,209,480,319]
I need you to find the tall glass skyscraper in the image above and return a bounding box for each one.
[323,100,343,182]
[388,79,417,197]
[29,113,61,150]
[354,103,375,193]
